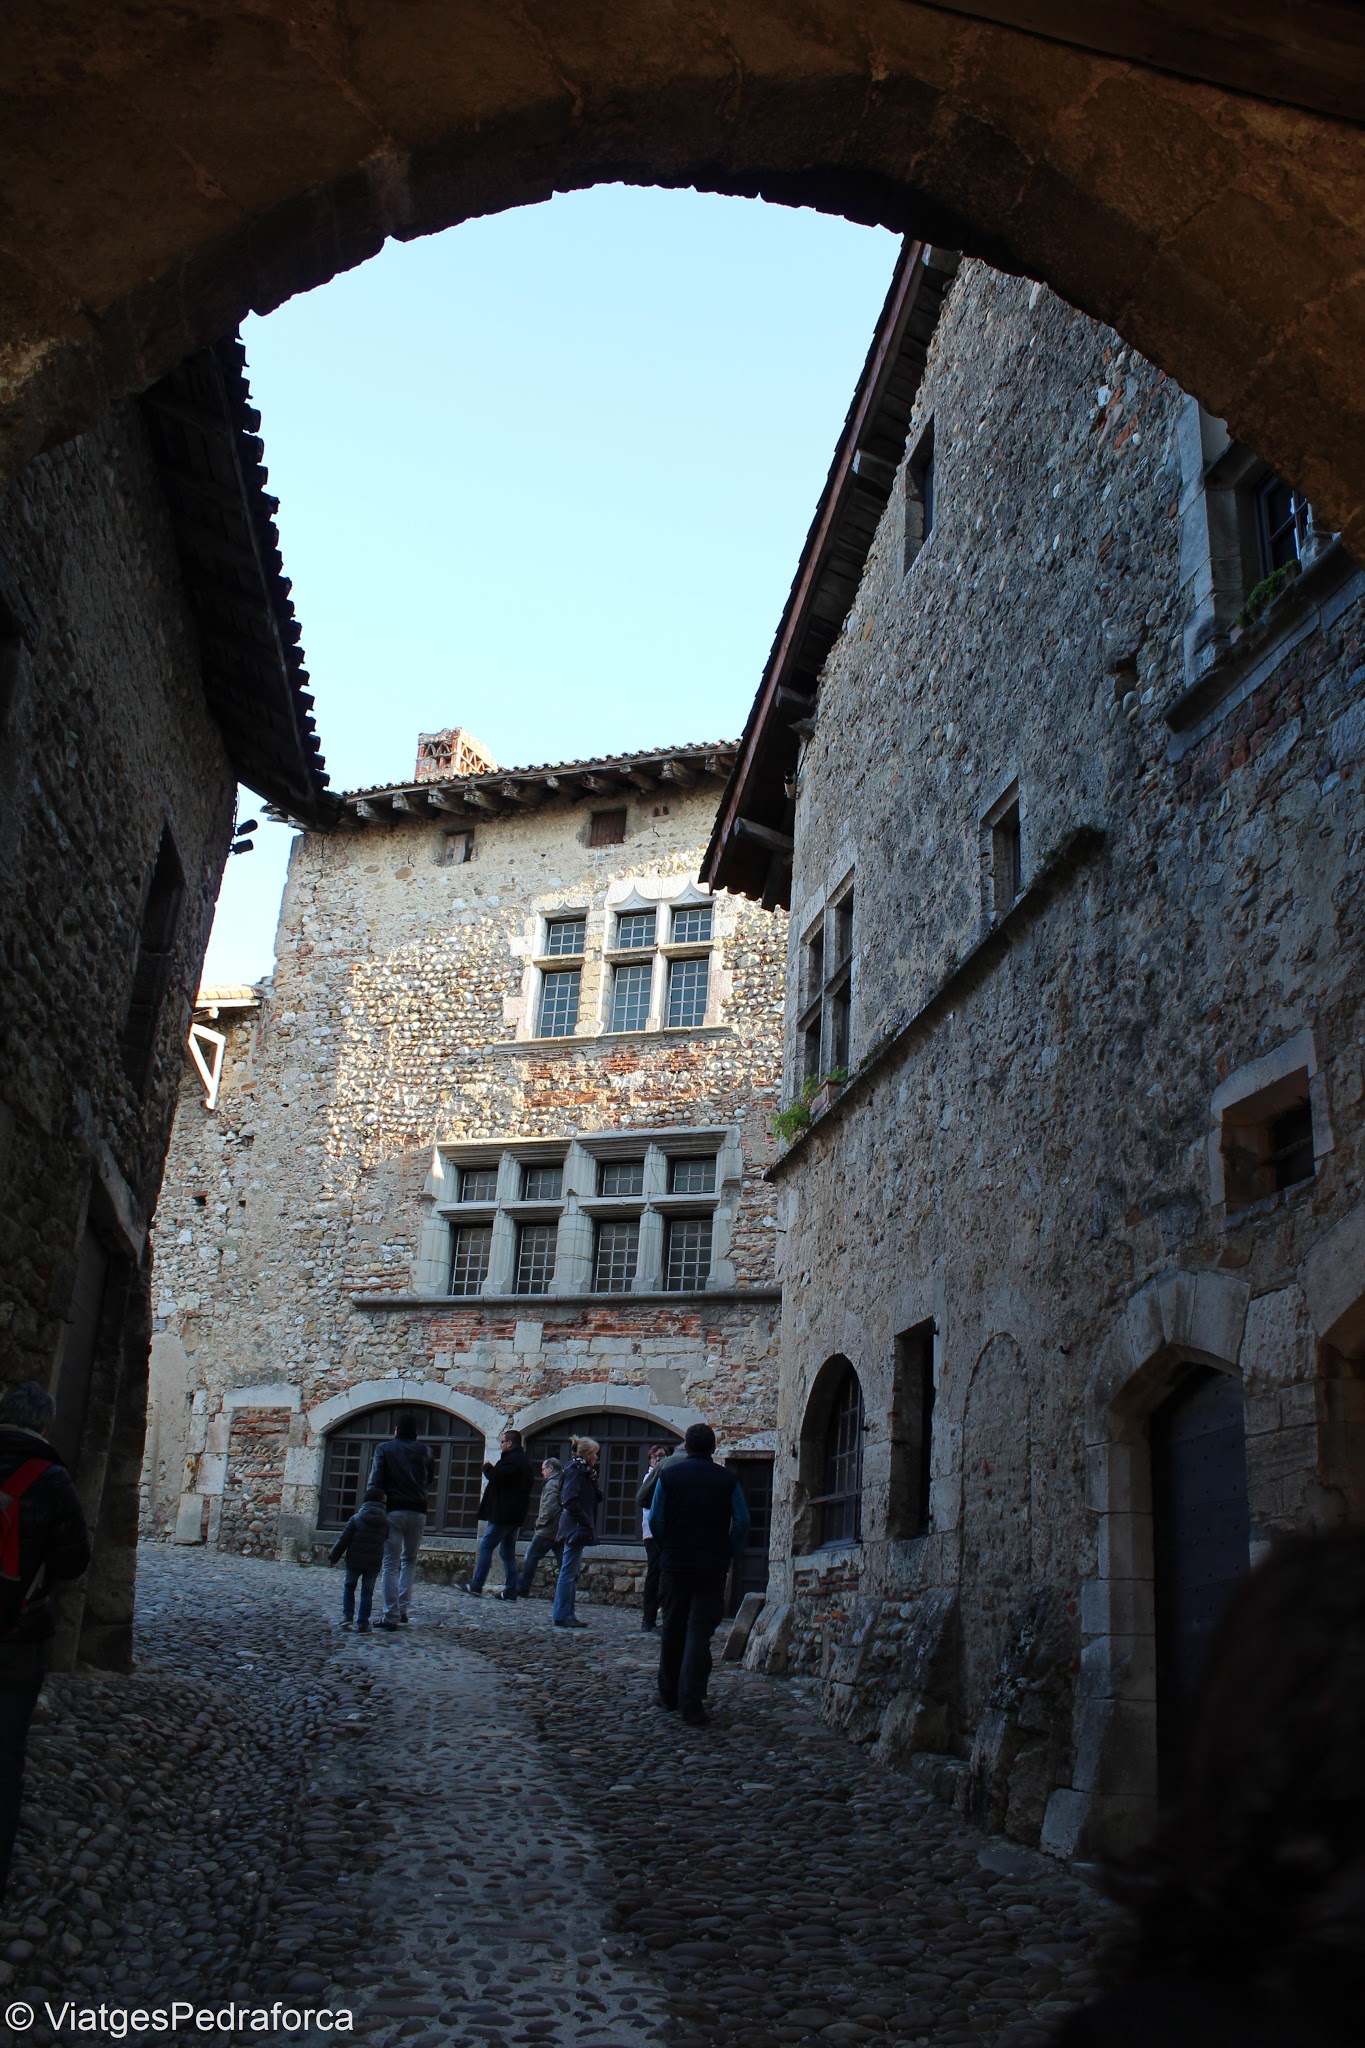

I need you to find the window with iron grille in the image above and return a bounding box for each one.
[817,1366,865,1546]
[663,1214,712,1291]
[514,1221,557,1294]
[318,1405,483,1533]
[522,1411,680,1543]
[615,909,656,950]
[590,809,627,846]
[598,1157,645,1197]
[668,1155,716,1195]
[593,1218,639,1292]
[458,1165,498,1202]
[671,903,713,945]
[544,916,586,957]
[449,1224,492,1296]
[610,960,653,1033]
[521,1161,563,1201]
[538,968,581,1037]
[666,955,709,1029]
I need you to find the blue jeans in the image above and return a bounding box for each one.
[342,1566,378,1626]
[517,1531,561,1596]
[381,1508,426,1622]
[470,1520,521,1596]
[551,1540,587,1623]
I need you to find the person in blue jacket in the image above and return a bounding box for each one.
[647,1423,749,1726]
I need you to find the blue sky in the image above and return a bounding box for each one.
[204,187,898,984]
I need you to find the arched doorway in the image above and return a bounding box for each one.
[5,10,1365,549]
[1150,1364,1251,1796]
[317,1402,483,1536]
[796,1356,867,1552]
[521,1411,682,1544]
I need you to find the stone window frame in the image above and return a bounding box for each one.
[792,1353,868,1555]
[979,776,1024,929]
[903,417,935,576]
[420,1125,744,1298]
[517,880,723,1044]
[795,870,855,1086]
[1207,1028,1333,1219]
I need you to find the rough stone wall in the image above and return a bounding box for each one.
[758,262,1365,1855]
[0,402,237,1662]
[147,779,786,1575]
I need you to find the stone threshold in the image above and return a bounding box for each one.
[768,822,1106,1179]
[350,1286,782,1310]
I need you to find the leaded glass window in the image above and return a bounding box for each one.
[458,1165,498,1202]
[521,1162,563,1201]
[593,1219,639,1292]
[672,903,713,945]
[318,1405,483,1534]
[598,1157,645,1197]
[538,969,580,1037]
[610,960,653,1033]
[544,917,586,957]
[663,1214,712,1291]
[666,955,709,1028]
[816,1368,865,1547]
[514,1221,556,1294]
[615,910,656,951]
[669,1155,716,1195]
[522,1411,680,1543]
[449,1224,491,1296]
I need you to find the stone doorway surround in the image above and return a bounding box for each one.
[1053,1216,1365,1861]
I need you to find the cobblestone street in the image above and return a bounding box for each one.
[3,1549,1116,2046]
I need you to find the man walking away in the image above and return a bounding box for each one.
[368,1411,433,1631]
[462,1429,534,1602]
[649,1424,749,1726]
[516,1457,563,1598]
[329,1485,388,1631]
[1,1381,92,1903]
[634,1442,676,1632]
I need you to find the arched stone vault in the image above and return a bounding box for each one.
[3,4,1365,550]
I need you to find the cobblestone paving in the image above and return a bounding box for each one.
[3,1549,1118,2045]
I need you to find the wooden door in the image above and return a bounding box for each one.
[1151,1364,1250,1797]
[725,1455,773,1615]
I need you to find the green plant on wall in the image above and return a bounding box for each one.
[770,1067,849,1144]
[1236,558,1299,631]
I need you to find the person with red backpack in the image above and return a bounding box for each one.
[1,1380,91,1903]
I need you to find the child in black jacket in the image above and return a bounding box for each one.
[329,1487,388,1631]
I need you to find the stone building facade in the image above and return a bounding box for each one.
[0,337,332,1667]
[708,241,1365,1856]
[146,738,786,1605]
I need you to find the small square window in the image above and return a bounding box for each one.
[590,809,627,847]
[615,909,656,951]
[668,1156,716,1195]
[514,1221,557,1294]
[666,955,709,1029]
[598,1157,645,1197]
[458,1165,498,1203]
[544,917,586,957]
[521,1162,563,1202]
[538,968,581,1037]
[610,960,653,1033]
[663,1215,712,1291]
[672,903,713,945]
[442,830,474,866]
[984,794,1023,919]
[450,1224,492,1296]
[593,1219,640,1292]
[1221,1073,1316,1211]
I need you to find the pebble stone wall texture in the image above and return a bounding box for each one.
[0,402,238,1667]
[146,767,786,1584]
[2,1546,1118,2047]
[753,262,1365,1860]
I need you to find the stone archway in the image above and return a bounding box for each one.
[5,5,1365,550]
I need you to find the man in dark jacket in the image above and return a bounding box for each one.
[328,1485,388,1631]
[647,1423,749,1726]
[368,1411,434,1631]
[1,1381,92,1902]
[462,1430,534,1602]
